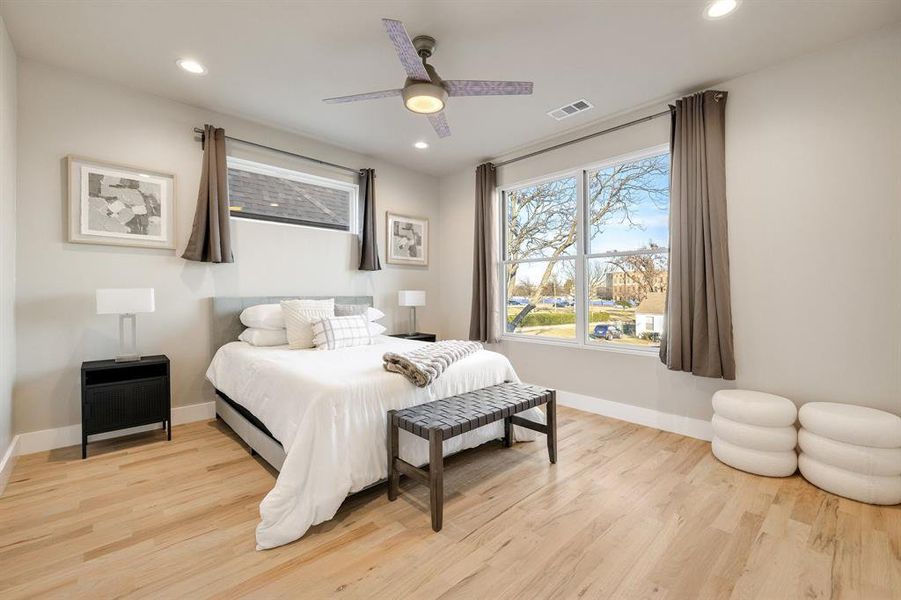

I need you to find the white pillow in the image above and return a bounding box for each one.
[281,298,335,349]
[334,304,385,322]
[369,322,386,336]
[312,315,373,350]
[239,303,285,330]
[239,328,288,347]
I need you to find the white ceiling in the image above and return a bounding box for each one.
[3,1,900,176]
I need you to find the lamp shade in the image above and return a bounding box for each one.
[96,288,155,315]
[398,290,426,307]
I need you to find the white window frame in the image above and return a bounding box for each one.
[498,143,669,355]
[226,156,360,234]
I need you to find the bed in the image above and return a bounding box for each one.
[207,296,544,550]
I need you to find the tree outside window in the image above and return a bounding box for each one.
[502,149,669,347]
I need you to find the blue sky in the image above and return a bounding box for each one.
[588,157,669,254]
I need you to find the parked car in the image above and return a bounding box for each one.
[552,299,571,308]
[591,324,623,341]
[590,299,616,307]
[508,297,528,306]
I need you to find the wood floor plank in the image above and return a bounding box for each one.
[0,409,898,599]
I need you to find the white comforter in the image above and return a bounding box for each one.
[206,336,542,549]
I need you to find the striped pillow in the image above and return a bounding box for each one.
[312,315,373,350]
[281,298,335,349]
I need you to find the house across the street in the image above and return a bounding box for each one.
[635,291,666,337]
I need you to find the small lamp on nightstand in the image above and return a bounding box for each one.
[398,290,425,335]
[96,288,155,362]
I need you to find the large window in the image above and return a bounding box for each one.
[501,145,669,350]
[227,157,358,232]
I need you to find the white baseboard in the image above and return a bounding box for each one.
[554,390,713,441]
[0,435,19,495]
[15,401,216,457]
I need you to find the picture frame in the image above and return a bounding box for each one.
[67,155,176,250]
[386,212,428,266]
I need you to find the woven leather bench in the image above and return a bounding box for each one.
[387,382,557,532]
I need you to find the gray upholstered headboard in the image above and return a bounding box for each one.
[210,296,373,356]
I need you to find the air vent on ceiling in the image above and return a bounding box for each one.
[547,99,594,121]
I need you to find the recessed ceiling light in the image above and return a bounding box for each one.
[269,203,280,207]
[704,0,739,19]
[413,141,429,150]
[176,58,207,75]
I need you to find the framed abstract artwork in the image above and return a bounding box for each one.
[67,155,176,249]
[386,212,428,266]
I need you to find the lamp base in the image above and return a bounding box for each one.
[115,354,142,363]
[117,314,140,363]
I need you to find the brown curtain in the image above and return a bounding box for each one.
[660,91,735,379]
[358,168,381,271]
[182,125,233,263]
[469,163,498,343]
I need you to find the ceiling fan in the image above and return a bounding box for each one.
[323,19,534,138]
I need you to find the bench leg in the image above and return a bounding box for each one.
[504,416,513,448]
[387,410,399,501]
[429,428,443,532]
[547,392,557,464]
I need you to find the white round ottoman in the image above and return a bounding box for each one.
[799,454,901,506]
[713,389,797,428]
[798,429,901,477]
[712,437,798,477]
[798,402,901,505]
[711,389,798,477]
[799,402,901,449]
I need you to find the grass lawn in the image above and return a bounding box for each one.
[506,304,656,346]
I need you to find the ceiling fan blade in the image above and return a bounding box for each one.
[322,89,402,104]
[428,111,451,138]
[444,80,534,97]
[382,18,431,82]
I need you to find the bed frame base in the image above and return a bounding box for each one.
[215,397,286,471]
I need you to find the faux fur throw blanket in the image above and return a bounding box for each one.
[383,340,483,387]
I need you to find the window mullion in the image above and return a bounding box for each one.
[574,170,587,345]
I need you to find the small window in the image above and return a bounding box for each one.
[226,157,358,232]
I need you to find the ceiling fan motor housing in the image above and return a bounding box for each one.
[412,35,437,58]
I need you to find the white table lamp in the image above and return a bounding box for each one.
[398,290,426,335]
[97,288,155,362]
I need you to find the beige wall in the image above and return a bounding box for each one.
[15,60,440,434]
[0,17,15,454]
[439,27,901,420]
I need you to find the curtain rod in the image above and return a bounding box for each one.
[493,108,672,168]
[192,127,363,175]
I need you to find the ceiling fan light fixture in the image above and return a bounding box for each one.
[402,82,447,114]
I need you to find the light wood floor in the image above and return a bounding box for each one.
[1,408,899,599]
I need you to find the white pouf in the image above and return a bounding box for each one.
[798,429,901,477]
[712,390,797,428]
[712,414,797,452]
[799,453,901,505]
[712,436,798,477]
[799,402,901,449]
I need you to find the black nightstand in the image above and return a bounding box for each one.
[389,332,437,342]
[81,355,171,459]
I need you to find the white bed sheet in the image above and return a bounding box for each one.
[206,336,543,549]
